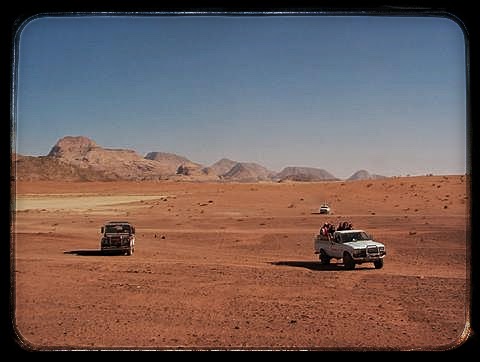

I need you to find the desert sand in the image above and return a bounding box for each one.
[12,175,470,350]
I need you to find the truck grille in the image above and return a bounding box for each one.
[367,245,379,255]
[108,236,122,246]
[356,249,367,257]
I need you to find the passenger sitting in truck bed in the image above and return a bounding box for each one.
[319,223,335,240]
[320,223,329,236]
[338,221,353,231]
[328,223,335,235]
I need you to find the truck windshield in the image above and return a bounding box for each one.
[105,225,131,234]
[341,232,370,243]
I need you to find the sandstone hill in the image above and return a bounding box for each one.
[14,136,219,181]
[144,151,208,177]
[222,162,275,182]
[202,158,238,177]
[347,169,387,181]
[275,166,339,182]
[14,154,108,181]
[46,136,172,180]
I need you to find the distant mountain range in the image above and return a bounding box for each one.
[13,136,387,182]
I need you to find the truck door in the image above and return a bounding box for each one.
[329,233,342,258]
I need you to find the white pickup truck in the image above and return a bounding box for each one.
[314,229,386,269]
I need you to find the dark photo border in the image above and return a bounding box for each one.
[5,1,478,354]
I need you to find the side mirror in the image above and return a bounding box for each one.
[101,226,104,234]
[132,227,135,234]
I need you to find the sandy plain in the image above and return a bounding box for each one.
[12,175,470,350]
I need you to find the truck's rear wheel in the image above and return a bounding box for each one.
[374,259,383,269]
[343,252,355,270]
[319,249,331,265]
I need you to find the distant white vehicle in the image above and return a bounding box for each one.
[314,229,386,269]
[319,203,331,214]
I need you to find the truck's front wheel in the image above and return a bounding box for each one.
[319,249,331,265]
[374,259,383,269]
[343,252,355,270]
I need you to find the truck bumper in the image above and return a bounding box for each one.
[353,255,385,262]
[101,245,131,252]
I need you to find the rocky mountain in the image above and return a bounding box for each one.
[14,136,220,181]
[222,162,275,182]
[203,158,238,177]
[347,169,387,181]
[46,136,172,180]
[144,151,207,176]
[14,154,108,181]
[48,136,99,160]
[275,166,339,182]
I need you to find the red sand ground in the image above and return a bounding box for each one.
[12,175,470,350]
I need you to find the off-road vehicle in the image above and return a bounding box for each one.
[100,221,135,255]
[314,229,386,269]
[319,203,331,214]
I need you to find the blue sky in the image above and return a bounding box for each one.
[14,15,467,179]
